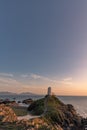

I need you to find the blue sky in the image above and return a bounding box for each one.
[0,1,87,95]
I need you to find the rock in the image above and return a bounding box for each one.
[22,98,33,104]
[0,104,17,122]
[0,96,84,130]
[28,95,83,130]
[0,99,18,106]
[18,101,21,103]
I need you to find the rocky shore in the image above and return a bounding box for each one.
[0,95,87,130]
[0,104,17,122]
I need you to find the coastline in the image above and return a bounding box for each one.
[0,95,87,130]
[0,94,87,118]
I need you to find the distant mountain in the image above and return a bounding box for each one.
[19,92,37,95]
[0,92,17,95]
[0,91,38,96]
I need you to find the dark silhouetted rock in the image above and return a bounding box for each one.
[22,98,33,104]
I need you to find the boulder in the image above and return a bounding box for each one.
[0,104,17,122]
[22,98,33,104]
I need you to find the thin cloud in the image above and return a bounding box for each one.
[21,73,73,86]
[21,74,29,78]
[0,73,13,77]
[62,77,72,85]
[30,73,49,80]
[30,74,41,79]
[63,77,72,81]
[0,77,21,85]
[0,73,73,93]
[30,73,73,85]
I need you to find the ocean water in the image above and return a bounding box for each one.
[59,96,87,118]
[0,95,87,118]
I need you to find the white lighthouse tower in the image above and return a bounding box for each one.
[47,87,51,96]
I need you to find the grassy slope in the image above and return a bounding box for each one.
[28,98,45,115]
[28,95,80,127]
[11,106,28,116]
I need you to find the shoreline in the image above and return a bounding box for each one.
[0,95,87,130]
[1,95,87,118]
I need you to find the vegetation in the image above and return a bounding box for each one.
[38,125,51,130]
[44,95,65,124]
[28,98,45,115]
[0,95,83,130]
[0,122,24,130]
[11,106,28,116]
[28,95,82,129]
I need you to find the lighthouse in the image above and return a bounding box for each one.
[47,87,51,96]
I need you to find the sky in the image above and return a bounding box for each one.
[0,0,87,95]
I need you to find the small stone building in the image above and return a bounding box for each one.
[47,87,51,96]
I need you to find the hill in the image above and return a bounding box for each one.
[28,95,82,130]
[0,91,37,96]
[0,91,17,95]
[20,92,37,95]
[0,95,84,130]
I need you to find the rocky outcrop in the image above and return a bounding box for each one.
[0,104,17,122]
[16,118,63,130]
[0,99,19,107]
[22,98,33,104]
[0,96,85,130]
[0,117,63,130]
[28,95,83,130]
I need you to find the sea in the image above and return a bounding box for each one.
[0,94,87,118]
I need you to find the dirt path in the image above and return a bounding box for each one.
[18,97,48,120]
[18,114,40,120]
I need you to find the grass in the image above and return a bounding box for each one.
[0,122,25,130]
[11,106,28,116]
[38,125,51,130]
[28,98,45,115]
